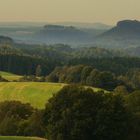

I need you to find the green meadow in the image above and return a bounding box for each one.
[0,82,65,108]
[0,71,21,81]
[0,71,107,109]
[0,82,106,109]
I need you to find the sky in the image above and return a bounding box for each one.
[0,0,139,25]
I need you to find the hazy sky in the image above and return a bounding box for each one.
[0,0,139,25]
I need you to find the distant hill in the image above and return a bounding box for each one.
[53,22,112,30]
[0,22,109,45]
[0,36,13,44]
[101,20,140,39]
[95,20,140,48]
[34,25,94,44]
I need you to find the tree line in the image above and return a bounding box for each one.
[46,65,118,91]
[1,43,140,77]
[1,64,140,92]
[0,85,139,140]
[46,65,140,91]
[0,54,54,76]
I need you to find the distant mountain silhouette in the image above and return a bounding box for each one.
[34,25,94,44]
[93,20,140,48]
[101,20,140,39]
[52,22,112,30]
[0,36,13,44]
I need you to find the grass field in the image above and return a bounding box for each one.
[0,82,65,108]
[0,71,107,108]
[0,71,21,81]
[0,136,46,140]
[0,82,106,109]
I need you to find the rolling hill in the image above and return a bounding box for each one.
[0,36,13,44]
[101,20,140,39]
[95,20,140,48]
[0,71,21,81]
[0,82,65,108]
[34,25,93,44]
[0,71,107,108]
[0,82,106,108]
[52,22,112,29]
[0,22,111,44]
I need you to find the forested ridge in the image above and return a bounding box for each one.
[0,54,49,75]
[1,41,140,91]
[1,42,140,76]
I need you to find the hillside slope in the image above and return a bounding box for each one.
[101,20,140,39]
[96,20,140,48]
[34,25,93,44]
[0,82,65,108]
[0,82,106,108]
[0,71,21,81]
